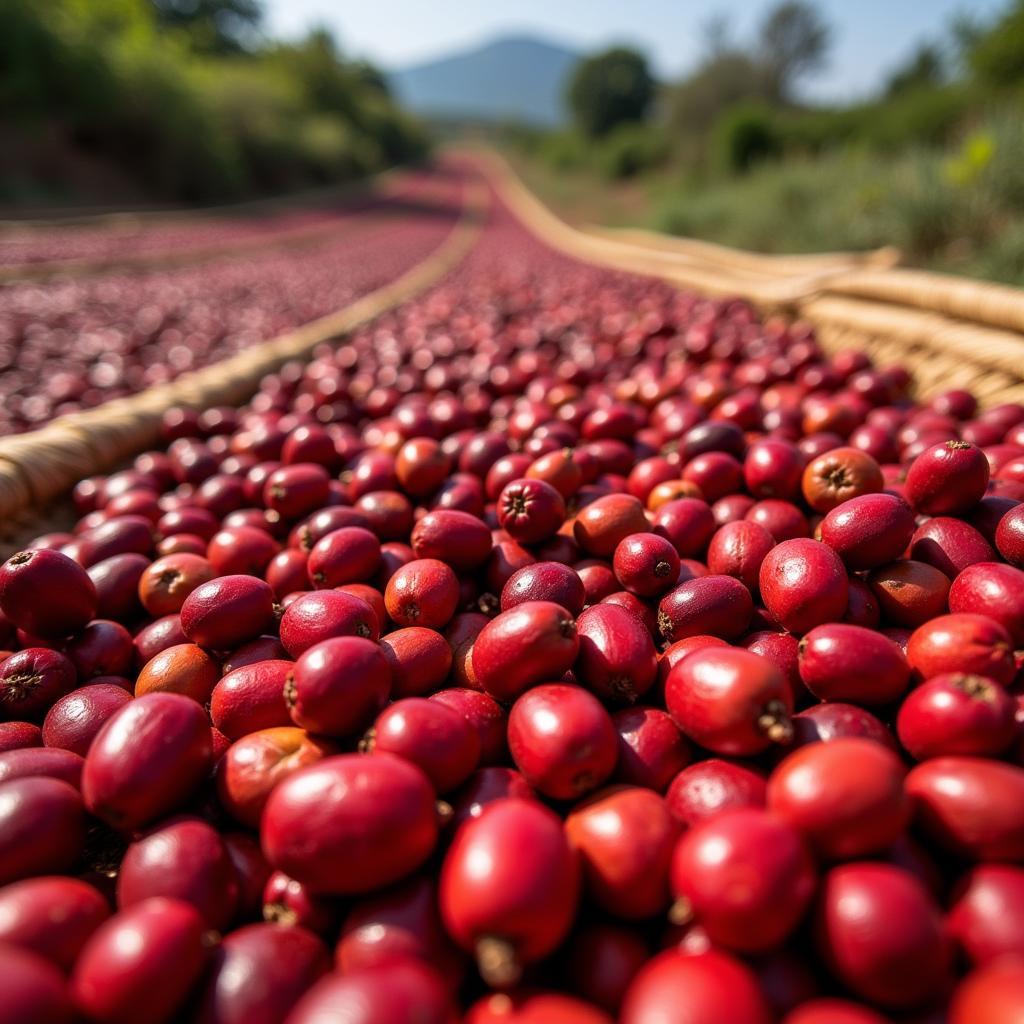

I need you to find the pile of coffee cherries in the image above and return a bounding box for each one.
[2,207,1024,1024]
[0,171,462,432]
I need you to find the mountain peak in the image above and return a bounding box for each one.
[387,33,581,126]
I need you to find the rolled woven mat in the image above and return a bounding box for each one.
[0,178,486,552]
[821,267,1024,337]
[587,226,901,278]
[801,295,1024,405]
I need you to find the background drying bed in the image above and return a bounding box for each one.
[0,169,467,433]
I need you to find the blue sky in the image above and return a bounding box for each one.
[267,0,1007,101]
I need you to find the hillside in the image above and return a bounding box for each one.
[388,35,579,126]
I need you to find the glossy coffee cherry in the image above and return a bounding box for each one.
[472,601,579,702]
[705,520,775,593]
[412,509,492,571]
[0,549,97,639]
[670,808,815,953]
[657,574,753,643]
[665,758,767,826]
[196,922,330,1024]
[743,439,804,500]
[949,561,1024,645]
[261,753,438,894]
[612,707,690,792]
[497,478,566,544]
[818,492,915,570]
[797,623,910,705]
[665,647,792,756]
[802,447,883,513]
[760,539,849,635]
[1,943,74,1024]
[379,627,452,698]
[70,898,210,1024]
[135,643,219,702]
[768,738,908,859]
[138,553,215,616]
[790,703,897,750]
[430,688,507,766]
[0,649,77,722]
[180,575,275,650]
[947,864,1024,966]
[263,463,331,519]
[910,516,995,578]
[621,949,772,1024]
[815,863,951,1009]
[897,672,1017,760]
[288,961,455,1024]
[42,683,132,757]
[117,818,237,929]
[385,558,459,629]
[82,693,212,831]
[287,636,391,737]
[996,502,1024,566]
[567,788,678,923]
[500,561,585,616]
[575,604,657,704]
[0,876,109,971]
[868,559,951,628]
[574,494,649,557]
[0,776,86,884]
[218,726,334,829]
[440,798,579,987]
[905,439,990,515]
[279,589,379,658]
[906,612,1016,685]
[211,660,293,739]
[367,697,480,793]
[906,756,1024,860]
[508,684,617,800]
[307,527,381,589]
[613,533,681,597]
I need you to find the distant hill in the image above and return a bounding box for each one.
[388,36,580,126]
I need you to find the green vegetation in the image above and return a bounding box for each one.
[0,0,427,204]
[504,0,1024,284]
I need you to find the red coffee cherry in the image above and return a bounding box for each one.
[497,478,566,544]
[768,738,908,859]
[508,684,617,800]
[471,601,579,702]
[0,548,97,639]
[261,753,439,894]
[797,623,910,705]
[815,863,952,1009]
[669,808,816,953]
[665,647,792,756]
[905,439,990,515]
[760,539,849,635]
[565,786,679,919]
[286,636,391,737]
[385,558,460,629]
[439,798,579,987]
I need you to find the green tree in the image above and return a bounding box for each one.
[567,46,655,138]
[151,0,262,53]
[758,1,831,101]
[885,44,946,97]
[667,51,771,137]
[968,0,1024,88]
